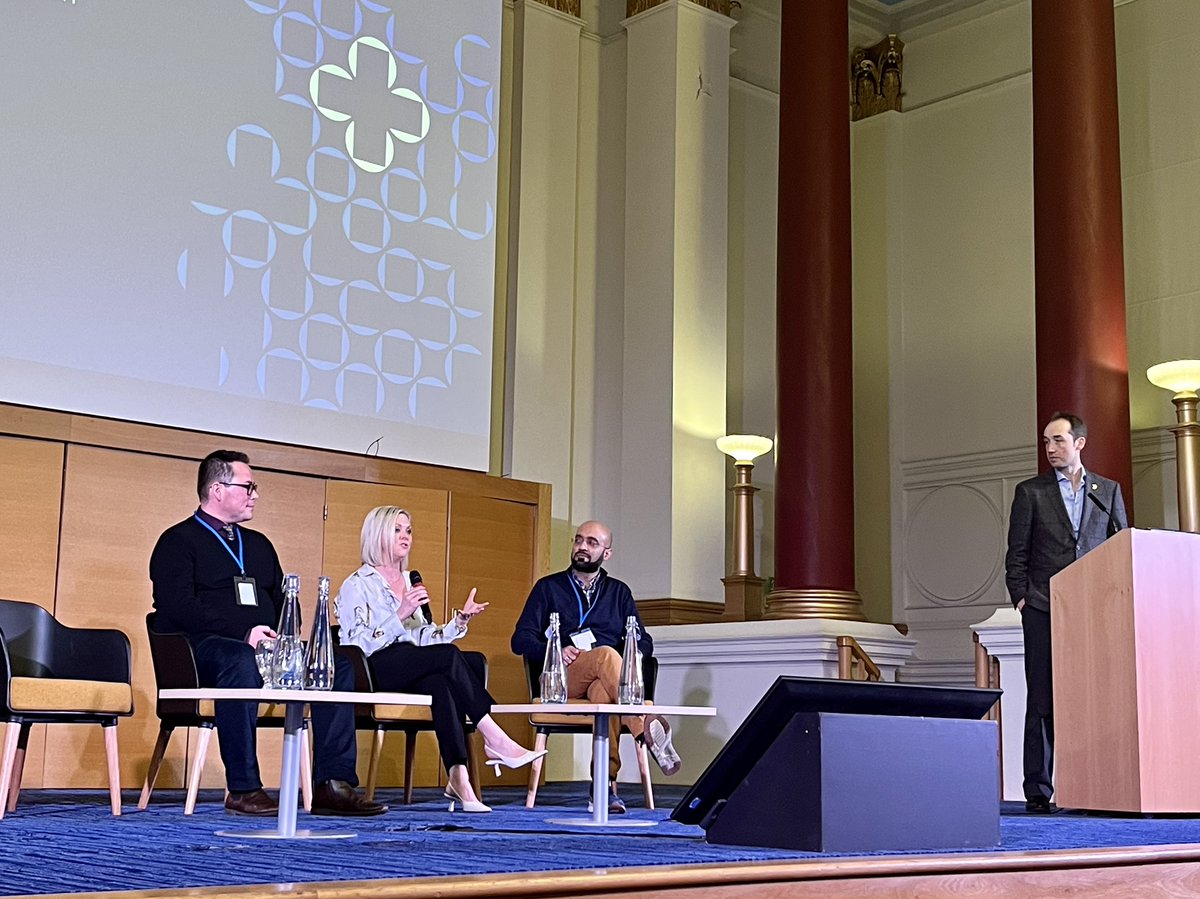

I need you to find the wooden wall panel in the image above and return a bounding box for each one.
[0,436,63,604]
[323,480,449,789]
[448,493,538,786]
[0,436,63,785]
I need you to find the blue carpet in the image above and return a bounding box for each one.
[5,786,1200,895]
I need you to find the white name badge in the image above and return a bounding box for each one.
[234,577,258,606]
[570,627,596,651]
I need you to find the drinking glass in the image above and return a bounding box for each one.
[255,637,277,687]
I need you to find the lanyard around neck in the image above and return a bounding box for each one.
[568,572,602,625]
[193,513,245,575]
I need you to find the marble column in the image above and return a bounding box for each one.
[1032,0,1133,507]
[618,0,734,606]
[767,0,864,620]
[504,0,584,524]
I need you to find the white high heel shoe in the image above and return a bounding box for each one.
[444,782,491,813]
[484,747,548,777]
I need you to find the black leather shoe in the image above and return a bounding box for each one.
[225,788,278,816]
[311,779,388,817]
[1025,796,1053,814]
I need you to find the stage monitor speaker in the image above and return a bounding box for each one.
[671,676,1001,852]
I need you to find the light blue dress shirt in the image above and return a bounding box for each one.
[1055,467,1087,538]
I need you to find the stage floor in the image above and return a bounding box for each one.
[8,784,1200,897]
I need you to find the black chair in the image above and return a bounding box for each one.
[0,598,133,819]
[337,633,487,804]
[139,613,312,814]
[521,654,658,810]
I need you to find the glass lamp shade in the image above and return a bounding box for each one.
[1147,360,1200,397]
[716,434,774,464]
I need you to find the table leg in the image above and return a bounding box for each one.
[215,700,353,840]
[276,703,304,837]
[544,710,654,828]
[591,713,610,825]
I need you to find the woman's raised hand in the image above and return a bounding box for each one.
[454,588,488,626]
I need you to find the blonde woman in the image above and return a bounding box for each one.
[335,506,544,813]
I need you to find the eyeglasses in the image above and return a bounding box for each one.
[220,481,259,495]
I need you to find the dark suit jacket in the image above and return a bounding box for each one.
[1005,469,1127,613]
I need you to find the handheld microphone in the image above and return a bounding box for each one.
[1087,488,1121,538]
[409,569,433,624]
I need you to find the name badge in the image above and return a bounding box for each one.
[234,577,258,607]
[570,627,596,651]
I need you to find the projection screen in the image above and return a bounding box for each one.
[0,1,501,470]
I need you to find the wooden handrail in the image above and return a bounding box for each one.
[973,631,1004,798]
[836,636,881,682]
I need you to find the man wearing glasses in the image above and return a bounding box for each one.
[149,450,385,817]
[511,520,682,814]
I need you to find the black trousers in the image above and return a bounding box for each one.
[1021,605,1054,802]
[367,642,493,770]
[190,634,358,793]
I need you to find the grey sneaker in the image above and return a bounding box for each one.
[587,782,626,814]
[645,714,681,776]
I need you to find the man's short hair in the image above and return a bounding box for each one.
[1047,411,1087,440]
[197,450,250,502]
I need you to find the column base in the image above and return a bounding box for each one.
[765,588,866,622]
[721,575,765,621]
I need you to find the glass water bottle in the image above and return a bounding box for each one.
[617,615,644,705]
[271,573,305,689]
[303,575,335,690]
[539,612,567,704]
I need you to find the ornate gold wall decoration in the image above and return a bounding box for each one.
[851,34,904,121]
[627,0,732,17]
[531,0,581,17]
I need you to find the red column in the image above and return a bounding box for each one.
[769,0,863,620]
[1032,0,1134,514]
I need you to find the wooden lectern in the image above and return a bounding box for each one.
[1051,528,1200,812]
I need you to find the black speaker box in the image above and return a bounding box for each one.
[674,677,1001,852]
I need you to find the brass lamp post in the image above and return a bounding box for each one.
[1147,360,1200,533]
[716,434,773,619]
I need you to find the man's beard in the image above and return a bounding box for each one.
[571,554,602,574]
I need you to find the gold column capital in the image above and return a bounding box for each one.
[851,34,904,122]
[627,0,733,18]
[530,0,581,17]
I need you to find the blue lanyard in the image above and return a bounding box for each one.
[193,514,245,575]
[568,574,602,626]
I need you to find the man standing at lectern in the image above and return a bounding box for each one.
[1005,412,1127,813]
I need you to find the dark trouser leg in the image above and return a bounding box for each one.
[190,635,261,793]
[367,643,494,771]
[310,652,358,786]
[1021,605,1054,801]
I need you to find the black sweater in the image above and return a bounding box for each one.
[511,568,653,661]
[149,514,284,640]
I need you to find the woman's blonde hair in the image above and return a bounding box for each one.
[360,506,411,568]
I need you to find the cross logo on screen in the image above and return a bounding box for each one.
[310,36,431,174]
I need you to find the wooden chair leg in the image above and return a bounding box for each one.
[7,723,31,813]
[403,731,417,805]
[138,726,173,810]
[299,722,313,812]
[635,734,655,811]
[466,730,482,803]
[103,721,122,816]
[525,731,548,809]
[185,724,214,815]
[365,728,385,802]
[0,722,22,821]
